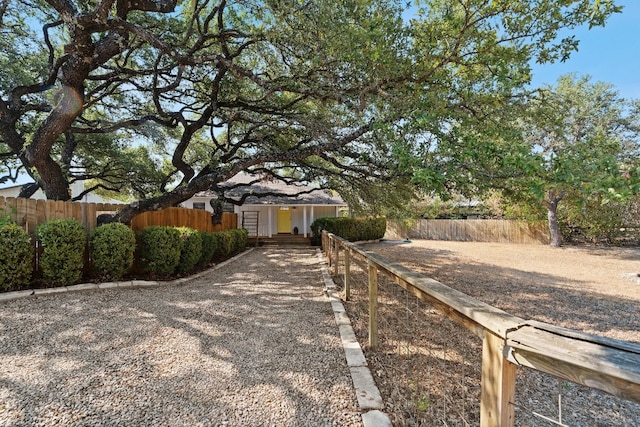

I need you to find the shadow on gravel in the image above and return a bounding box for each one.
[0,248,361,426]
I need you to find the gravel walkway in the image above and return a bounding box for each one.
[0,248,362,426]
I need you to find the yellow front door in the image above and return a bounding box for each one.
[277,207,291,233]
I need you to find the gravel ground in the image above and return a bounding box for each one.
[0,248,362,427]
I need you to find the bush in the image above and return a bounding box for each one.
[0,224,34,291]
[311,217,386,243]
[234,228,249,252]
[198,231,218,265]
[213,229,248,259]
[217,230,235,257]
[90,223,136,281]
[37,218,86,286]
[176,227,203,274]
[210,232,222,259]
[138,226,183,276]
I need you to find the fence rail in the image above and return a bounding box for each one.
[322,231,640,426]
[0,196,126,236]
[1,197,238,236]
[387,219,550,244]
[130,207,237,233]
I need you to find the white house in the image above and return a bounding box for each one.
[183,173,348,238]
[0,181,122,204]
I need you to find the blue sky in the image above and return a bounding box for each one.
[529,1,640,99]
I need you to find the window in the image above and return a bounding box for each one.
[193,202,206,210]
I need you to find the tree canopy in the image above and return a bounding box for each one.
[517,74,640,245]
[420,73,640,246]
[0,0,622,223]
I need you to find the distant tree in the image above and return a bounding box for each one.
[0,1,622,223]
[517,75,640,246]
[413,74,640,247]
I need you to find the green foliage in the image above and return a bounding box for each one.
[0,207,13,227]
[559,193,632,244]
[138,226,183,276]
[311,217,386,243]
[2,0,622,220]
[198,231,218,266]
[0,224,34,291]
[235,229,249,252]
[215,229,248,258]
[216,230,235,258]
[90,223,136,281]
[419,73,640,246]
[37,219,86,287]
[176,227,203,274]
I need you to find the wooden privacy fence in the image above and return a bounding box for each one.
[0,196,125,236]
[0,197,238,236]
[322,231,640,427]
[387,219,550,244]
[130,207,237,233]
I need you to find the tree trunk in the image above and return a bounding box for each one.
[114,173,224,224]
[545,190,564,247]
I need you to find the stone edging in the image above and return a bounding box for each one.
[0,248,255,304]
[316,248,392,427]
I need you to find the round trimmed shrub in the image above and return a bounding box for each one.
[138,226,183,276]
[199,231,218,266]
[90,223,136,281]
[176,227,202,274]
[0,224,34,291]
[37,218,86,286]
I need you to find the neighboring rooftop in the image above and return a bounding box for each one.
[195,172,346,205]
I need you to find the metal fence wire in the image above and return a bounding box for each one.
[334,252,480,426]
[513,367,640,427]
[324,235,640,427]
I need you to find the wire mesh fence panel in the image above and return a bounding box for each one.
[335,251,481,426]
[324,233,640,427]
[513,367,640,427]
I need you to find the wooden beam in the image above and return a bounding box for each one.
[344,249,351,301]
[333,241,339,276]
[481,332,516,427]
[368,260,378,349]
[506,324,640,402]
[327,232,640,406]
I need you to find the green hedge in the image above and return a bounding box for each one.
[138,226,183,276]
[0,224,34,291]
[311,217,386,244]
[215,229,248,258]
[90,223,136,281]
[199,231,218,266]
[137,227,248,276]
[176,227,203,274]
[37,218,86,286]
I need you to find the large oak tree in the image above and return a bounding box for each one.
[0,0,621,223]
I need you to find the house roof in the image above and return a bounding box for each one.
[195,172,346,206]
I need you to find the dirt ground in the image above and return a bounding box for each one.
[336,240,640,426]
[368,240,640,343]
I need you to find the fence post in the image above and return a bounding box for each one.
[344,249,351,301]
[322,232,327,257]
[480,332,516,427]
[327,235,333,268]
[368,260,378,349]
[333,240,339,276]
